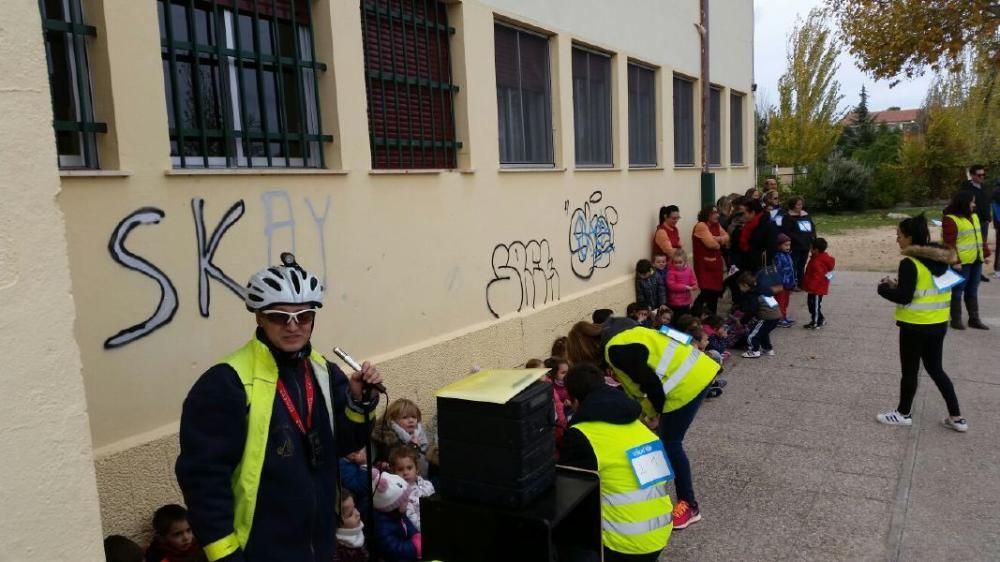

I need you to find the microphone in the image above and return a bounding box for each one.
[332,347,386,394]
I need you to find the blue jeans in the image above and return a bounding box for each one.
[952,263,982,309]
[657,388,708,506]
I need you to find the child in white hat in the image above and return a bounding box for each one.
[371,469,421,561]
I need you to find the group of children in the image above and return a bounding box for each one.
[633,233,837,362]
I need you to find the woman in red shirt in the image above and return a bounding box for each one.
[691,205,729,314]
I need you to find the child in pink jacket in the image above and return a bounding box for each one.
[667,248,698,317]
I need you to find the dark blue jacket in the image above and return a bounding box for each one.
[774,251,796,289]
[372,510,419,562]
[338,458,372,520]
[176,331,373,562]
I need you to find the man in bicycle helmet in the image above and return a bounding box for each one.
[177,253,383,562]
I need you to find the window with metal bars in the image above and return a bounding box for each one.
[40,0,105,169]
[709,86,722,166]
[495,23,553,167]
[730,91,744,165]
[361,0,460,170]
[628,62,656,168]
[157,0,330,169]
[672,75,694,167]
[572,47,612,167]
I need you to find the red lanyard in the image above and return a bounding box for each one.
[276,361,314,435]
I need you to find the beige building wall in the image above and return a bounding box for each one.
[43,0,753,540]
[0,0,105,559]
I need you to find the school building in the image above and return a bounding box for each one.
[0,0,753,556]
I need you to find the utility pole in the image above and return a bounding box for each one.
[698,0,714,208]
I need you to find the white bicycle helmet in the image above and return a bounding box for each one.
[245,252,325,311]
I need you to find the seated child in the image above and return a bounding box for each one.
[544,356,571,417]
[145,504,205,562]
[390,446,436,532]
[703,315,732,361]
[550,336,569,360]
[371,470,421,562]
[591,308,614,324]
[339,447,371,520]
[651,305,673,331]
[674,314,701,336]
[336,488,369,562]
[635,258,666,309]
[625,302,651,325]
[372,398,434,477]
[105,535,143,562]
[528,358,568,452]
[688,324,726,398]
[524,358,544,368]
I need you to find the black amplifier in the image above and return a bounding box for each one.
[436,379,556,508]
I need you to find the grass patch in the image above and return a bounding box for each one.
[812,206,942,235]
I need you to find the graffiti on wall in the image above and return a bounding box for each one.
[486,239,561,319]
[567,190,618,279]
[104,193,332,349]
[192,198,246,318]
[105,208,179,349]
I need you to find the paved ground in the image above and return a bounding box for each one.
[662,270,1000,561]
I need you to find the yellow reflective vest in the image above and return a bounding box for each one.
[946,214,983,264]
[605,327,719,418]
[894,258,951,325]
[574,419,673,555]
[203,338,367,562]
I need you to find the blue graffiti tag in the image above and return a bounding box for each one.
[568,190,619,279]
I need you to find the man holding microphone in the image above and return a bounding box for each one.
[177,253,383,562]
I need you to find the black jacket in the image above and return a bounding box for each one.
[560,385,645,471]
[176,330,373,562]
[749,214,779,270]
[877,245,957,335]
[959,180,992,229]
[780,212,817,253]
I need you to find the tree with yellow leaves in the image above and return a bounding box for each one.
[827,0,1000,81]
[767,9,844,169]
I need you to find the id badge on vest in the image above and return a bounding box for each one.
[627,440,674,488]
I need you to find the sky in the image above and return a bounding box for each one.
[753,0,934,115]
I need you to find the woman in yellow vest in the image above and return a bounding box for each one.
[566,317,718,530]
[942,190,991,330]
[560,363,674,562]
[876,216,968,432]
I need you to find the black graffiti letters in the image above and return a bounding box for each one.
[568,190,619,279]
[192,198,246,317]
[486,239,561,318]
[104,208,179,349]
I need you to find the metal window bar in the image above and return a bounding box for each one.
[40,0,105,169]
[362,0,460,169]
[435,0,457,168]
[159,0,330,168]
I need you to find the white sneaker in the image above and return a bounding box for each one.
[876,410,912,426]
[763,349,776,356]
[942,417,968,433]
[742,350,761,359]
[993,271,1000,279]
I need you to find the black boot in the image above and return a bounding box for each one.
[967,296,990,330]
[950,300,966,330]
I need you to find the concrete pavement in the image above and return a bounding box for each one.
[661,271,1000,561]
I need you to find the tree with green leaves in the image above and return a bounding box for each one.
[826,0,1000,81]
[838,86,877,157]
[767,9,844,169]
